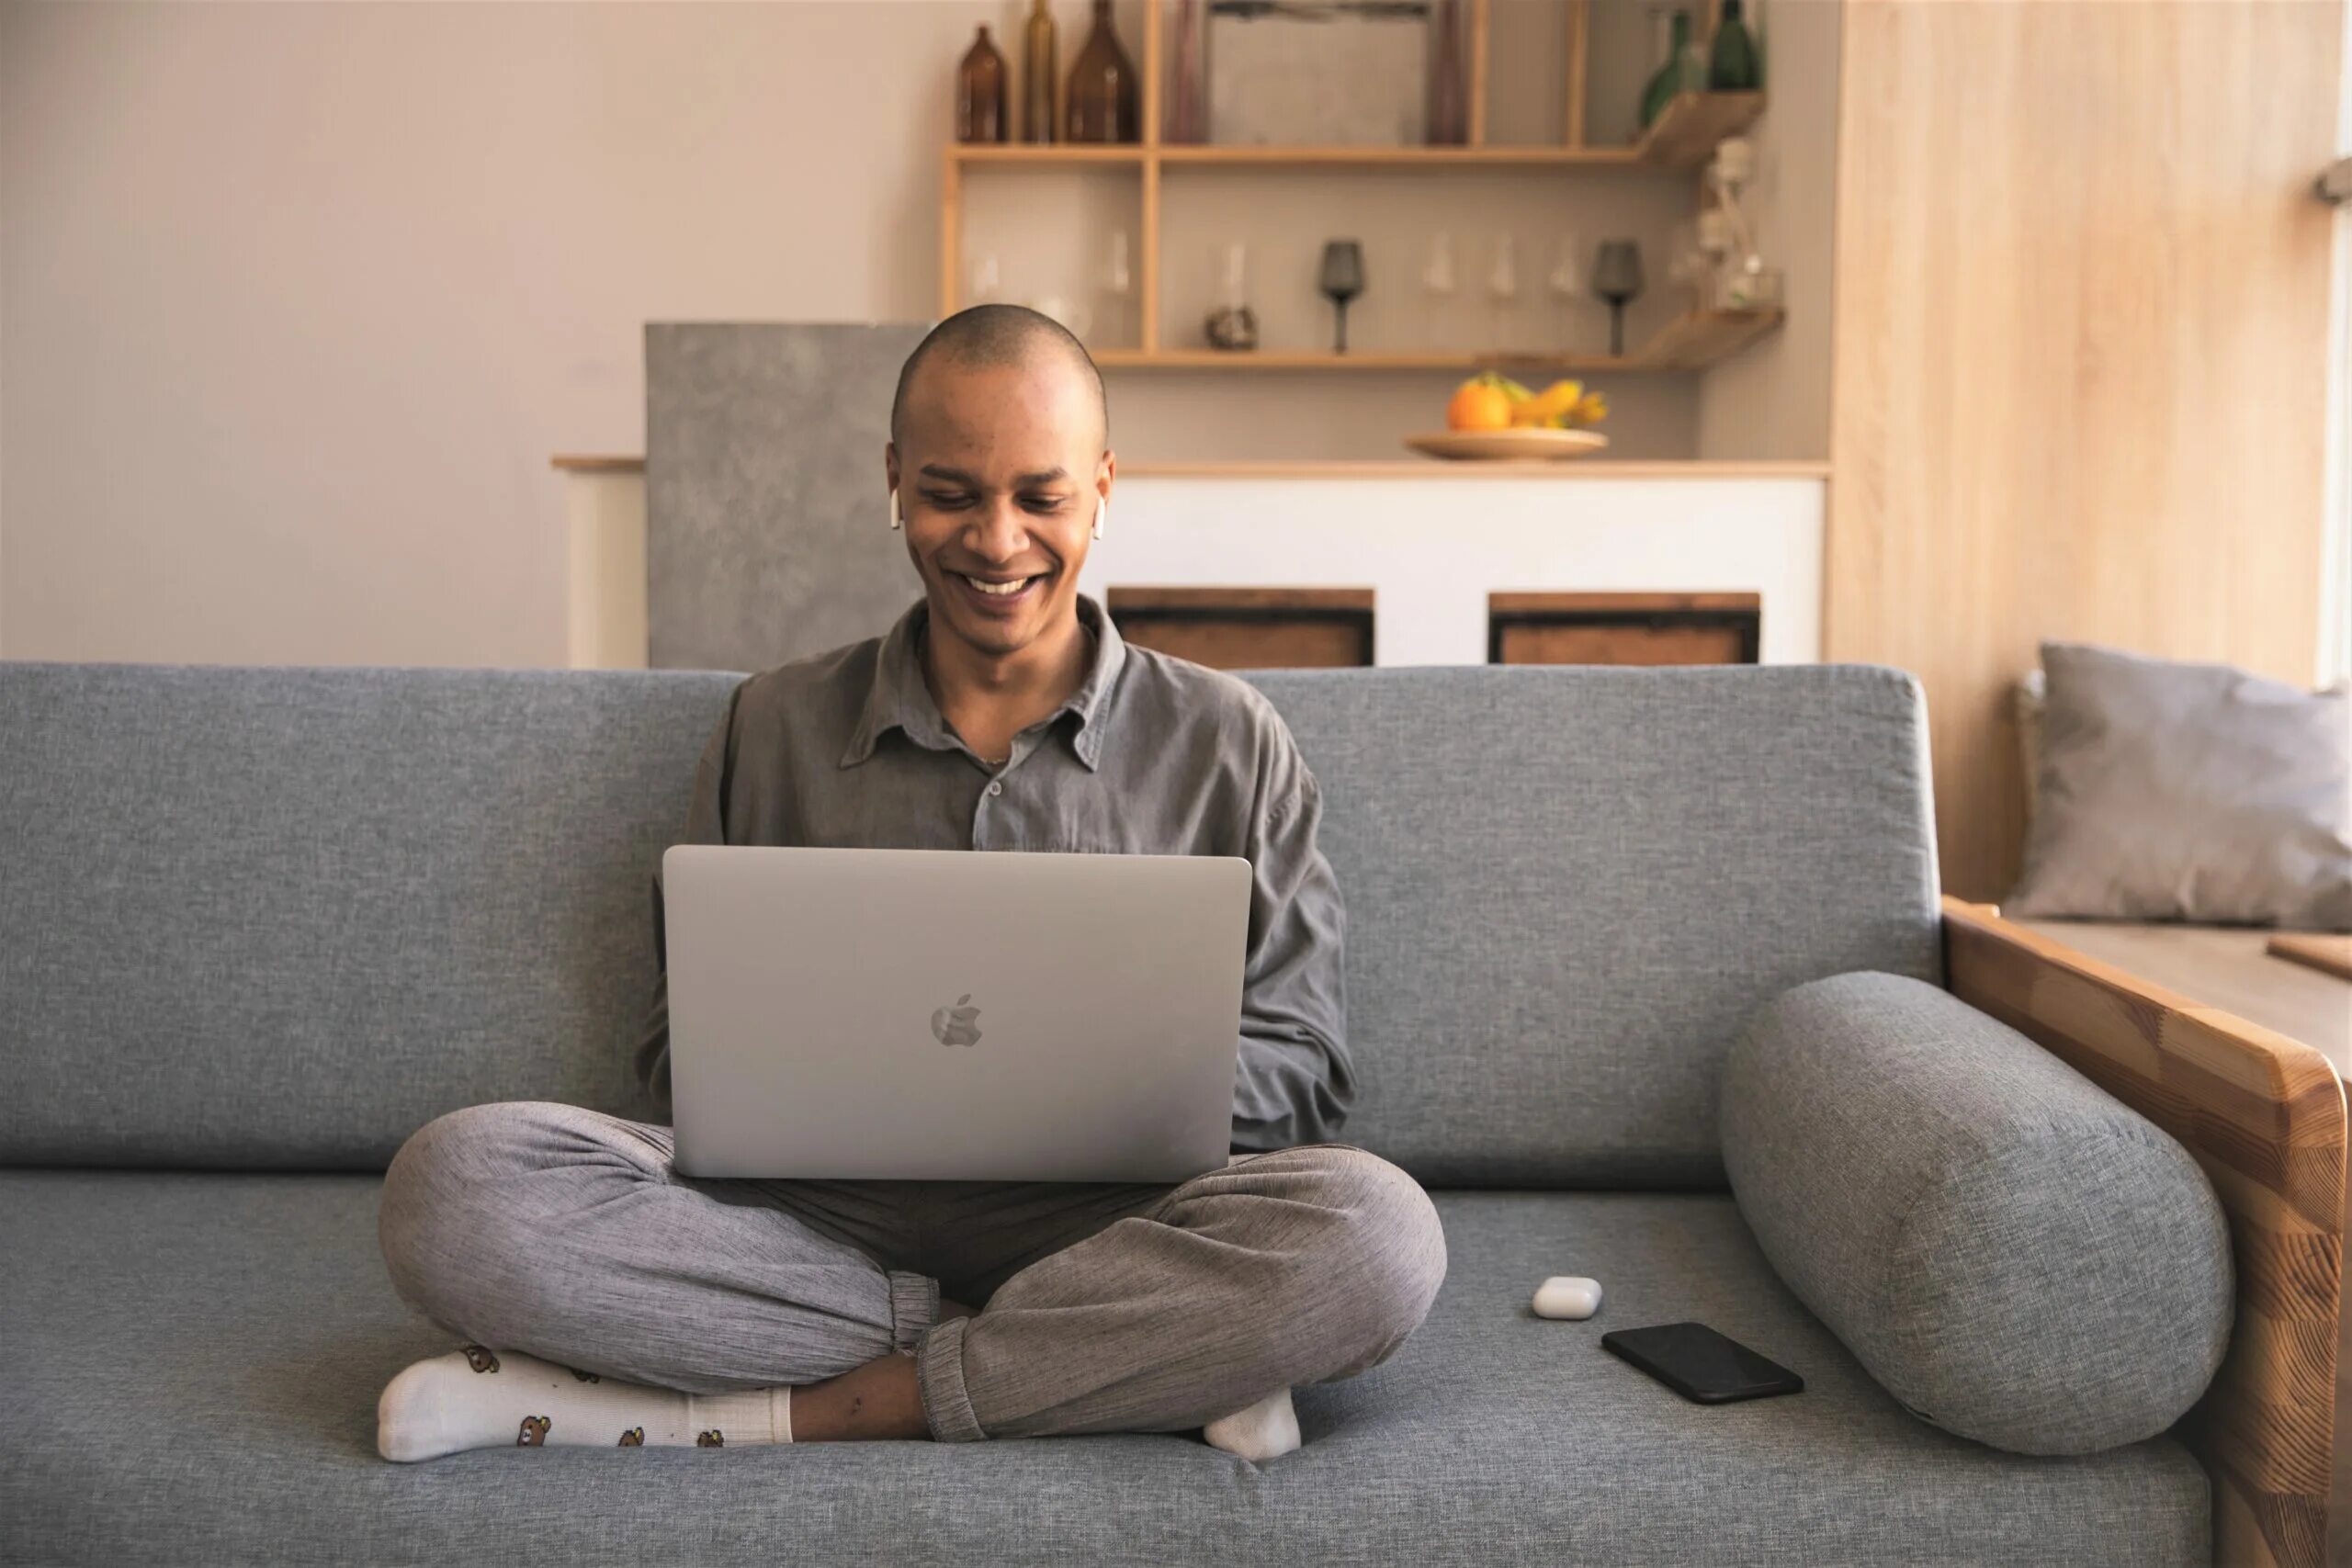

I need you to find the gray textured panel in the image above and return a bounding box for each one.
[646,322,932,671]
[0,1170,2211,1566]
[0,660,740,1169]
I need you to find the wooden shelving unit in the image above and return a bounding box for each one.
[942,0,1777,375]
[1091,308,1782,373]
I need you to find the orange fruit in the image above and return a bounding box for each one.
[1446,381,1514,432]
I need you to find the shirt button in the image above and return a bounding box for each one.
[987,780,1003,795]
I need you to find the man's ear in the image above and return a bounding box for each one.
[1096,449,1116,502]
[885,442,901,494]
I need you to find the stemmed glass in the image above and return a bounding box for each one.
[1592,240,1645,357]
[1422,231,1458,351]
[1319,240,1365,355]
[1487,234,1519,350]
[1102,230,1134,345]
[1545,234,1584,352]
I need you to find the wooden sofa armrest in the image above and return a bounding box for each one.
[1942,897,2346,1568]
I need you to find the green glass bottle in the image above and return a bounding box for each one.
[1709,0,1761,91]
[1640,10,1694,130]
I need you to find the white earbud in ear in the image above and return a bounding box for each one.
[1093,499,1107,540]
[889,490,902,531]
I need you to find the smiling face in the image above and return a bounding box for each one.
[886,354,1109,662]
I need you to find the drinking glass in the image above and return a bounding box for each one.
[1546,233,1585,350]
[1422,231,1458,350]
[1592,240,1645,356]
[1102,230,1133,344]
[1487,234,1520,350]
[1319,240,1366,355]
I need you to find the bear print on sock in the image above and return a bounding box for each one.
[696,1430,724,1447]
[462,1344,500,1374]
[517,1416,550,1447]
[618,1427,644,1447]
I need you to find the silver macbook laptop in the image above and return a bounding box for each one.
[660,844,1251,1183]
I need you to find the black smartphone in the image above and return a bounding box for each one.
[1600,1322,1804,1404]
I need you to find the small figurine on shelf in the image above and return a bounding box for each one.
[956,25,1008,144]
[1204,243,1260,352]
[1067,0,1139,144]
[1702,136,1784,310]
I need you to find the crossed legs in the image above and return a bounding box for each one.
[375,1100,1446,1452]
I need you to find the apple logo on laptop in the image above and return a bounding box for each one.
[931,994,983,1047]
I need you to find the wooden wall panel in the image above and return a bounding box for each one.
[1826,0,2340,900]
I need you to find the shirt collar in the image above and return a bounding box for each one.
[840,592,1128,772]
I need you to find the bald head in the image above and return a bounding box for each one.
[889,304,1108,453]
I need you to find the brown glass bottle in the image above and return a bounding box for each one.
[1022,0,1058,143]
[956,25,1008,144]
[1066,0,1139,144]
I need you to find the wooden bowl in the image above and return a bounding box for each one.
[1404,428,1611,461]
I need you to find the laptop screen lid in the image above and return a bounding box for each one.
[662,845,1250,1183]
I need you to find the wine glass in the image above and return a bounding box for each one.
[1422,231,1458,350]
[1487,234,1519,351]
[1102,230,1134,344]
[1319,240,1365,355]
[1546,233,1585,351]
[1591,239,1645,357]
[968,252,1003,307]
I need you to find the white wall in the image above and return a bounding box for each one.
[1,1,1826,668]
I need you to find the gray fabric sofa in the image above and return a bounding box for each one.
[0,659,2273,1566]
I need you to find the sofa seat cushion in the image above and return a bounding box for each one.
[0,1170,2209,1567]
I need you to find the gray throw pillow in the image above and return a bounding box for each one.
[2007,640,2350,930]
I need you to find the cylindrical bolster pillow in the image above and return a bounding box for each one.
[1720,971,2233,1455]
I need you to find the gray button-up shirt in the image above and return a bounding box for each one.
[632,592,1351,1152]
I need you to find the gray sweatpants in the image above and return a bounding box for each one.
[376,1101,1447,1442]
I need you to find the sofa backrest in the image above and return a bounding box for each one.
[0,660,1940,1186]
[1251,666,1941,1185]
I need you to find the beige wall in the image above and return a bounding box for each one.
[2,0,990,667]
[1826,0,2342,900]
[2,0,1788,669]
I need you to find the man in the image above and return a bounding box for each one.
[373,305,1446,1464]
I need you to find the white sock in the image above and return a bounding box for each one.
[1202,1386,1301,1462]
[377,1344,790,1461]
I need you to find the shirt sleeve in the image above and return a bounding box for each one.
[630,677,745,1116]
[1229,717,1353,1152]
